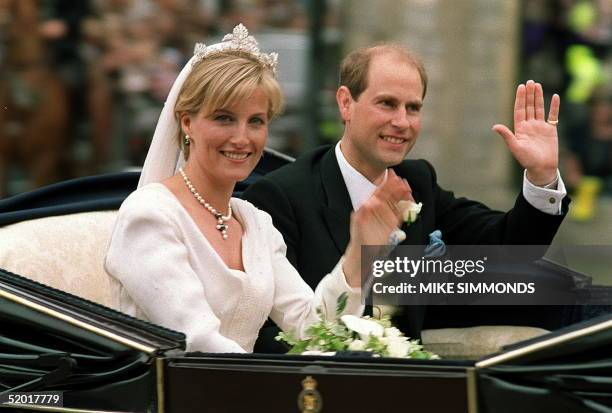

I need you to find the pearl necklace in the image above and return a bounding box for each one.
[179,168,232,240]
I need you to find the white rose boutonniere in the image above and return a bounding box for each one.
[398,200,423,225]
[388,200,423,245]
[276,293,440,359]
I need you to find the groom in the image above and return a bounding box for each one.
[244,44,569,348]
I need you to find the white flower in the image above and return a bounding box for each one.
[341,315,384,340]
[387,337,411,358]
[348,339,366,351]
[301,351,336,356]
[384,327,403,338]
[398,200,422,224]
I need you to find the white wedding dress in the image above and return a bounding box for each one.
[105,183,363,352]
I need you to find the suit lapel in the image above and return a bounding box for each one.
[320,148,352,255]
[392,165,426,246]
[401,216,424,245]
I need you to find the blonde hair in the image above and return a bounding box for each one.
[174,51,284,159]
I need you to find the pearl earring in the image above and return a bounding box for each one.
[184,134,190,146]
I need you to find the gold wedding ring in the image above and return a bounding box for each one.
[546,119,559,125]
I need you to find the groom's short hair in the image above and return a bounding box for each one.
[339,44,428,101]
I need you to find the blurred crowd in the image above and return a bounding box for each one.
[523,0,611,222]
[0,0,315,197]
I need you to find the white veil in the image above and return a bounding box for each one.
[137,55,195,188]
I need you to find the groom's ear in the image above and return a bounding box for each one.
[180,112,191,135]
[336,86,354,123]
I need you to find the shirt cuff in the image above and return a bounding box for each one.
[522,169,567,215]
[334,256,362,295]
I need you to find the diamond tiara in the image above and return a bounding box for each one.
[192,24,278,74]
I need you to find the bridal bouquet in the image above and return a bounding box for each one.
[276,293,439,359]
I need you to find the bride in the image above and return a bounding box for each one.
[105,24,411,353]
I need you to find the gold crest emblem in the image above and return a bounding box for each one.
[297,376,322,413]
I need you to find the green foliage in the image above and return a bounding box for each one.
[335,292,348,316]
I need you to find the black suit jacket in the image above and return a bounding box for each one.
[243,145,569,342]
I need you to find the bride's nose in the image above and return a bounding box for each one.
[230,122,250,146]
